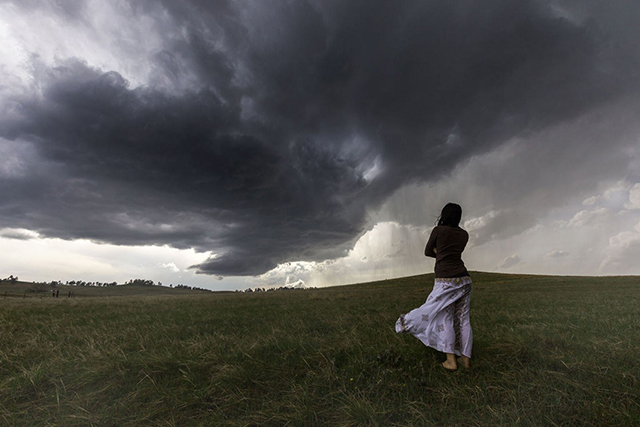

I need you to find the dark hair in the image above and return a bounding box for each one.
[436,203,462,227]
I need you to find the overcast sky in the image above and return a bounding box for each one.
[1,0,640,290]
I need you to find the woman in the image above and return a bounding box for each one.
[395,203,472,370]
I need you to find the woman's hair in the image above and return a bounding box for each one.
[436,203,462,227]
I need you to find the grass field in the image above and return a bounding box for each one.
[1,272,638,426]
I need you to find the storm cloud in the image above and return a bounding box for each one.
[1,0,639,276]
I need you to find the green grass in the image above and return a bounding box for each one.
[0,272,638,426]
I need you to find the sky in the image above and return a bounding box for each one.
[1,0,640,290]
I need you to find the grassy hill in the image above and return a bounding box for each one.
[0,272,638,426]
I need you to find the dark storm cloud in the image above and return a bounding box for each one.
[2,0,639,275]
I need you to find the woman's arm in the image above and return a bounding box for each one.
[425,228,437,258]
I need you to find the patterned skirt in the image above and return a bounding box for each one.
[395,276,473,357]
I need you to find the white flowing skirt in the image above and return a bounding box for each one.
[396,276,473,358]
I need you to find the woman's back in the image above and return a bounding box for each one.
[425,225,469,278]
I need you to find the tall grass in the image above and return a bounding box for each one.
[0,272,638,426]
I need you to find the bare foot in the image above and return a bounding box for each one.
[442,360,457,371]
[457,356,470,369]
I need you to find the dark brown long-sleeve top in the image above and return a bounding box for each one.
[425,225,470,278]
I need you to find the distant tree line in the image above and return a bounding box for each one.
[65,280,118,287]
[2,274,214,293]
[172,284,212,292]
[240,285,314,293]
[125,279,156,286]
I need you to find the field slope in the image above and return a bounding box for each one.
[0,272,638,426]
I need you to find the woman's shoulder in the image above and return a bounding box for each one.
[436,225,467,233]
